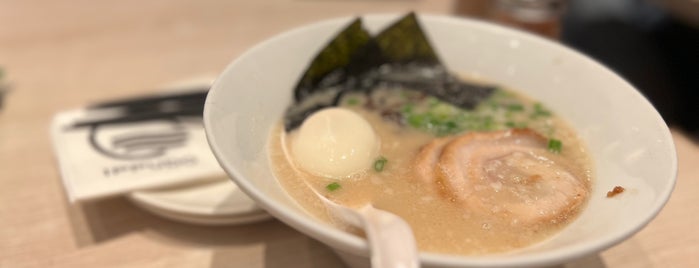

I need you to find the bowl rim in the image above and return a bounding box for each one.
[204,13,678,267]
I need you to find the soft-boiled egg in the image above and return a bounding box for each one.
[291,108,380,179]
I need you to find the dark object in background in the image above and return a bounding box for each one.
[561,0,699,139]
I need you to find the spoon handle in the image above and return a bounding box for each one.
[360,206,420,268]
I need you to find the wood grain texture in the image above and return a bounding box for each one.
[1,1,696,267]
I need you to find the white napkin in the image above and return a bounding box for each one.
[51,97,224,202]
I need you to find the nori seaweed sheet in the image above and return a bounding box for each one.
[294,18,372,102]
[374,13,440,65]
[284,12,495,131]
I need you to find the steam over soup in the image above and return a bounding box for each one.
[269,85,593,255]
[268,13,592,255]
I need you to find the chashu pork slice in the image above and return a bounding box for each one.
[414,129,588,225]
[413,137,453,185]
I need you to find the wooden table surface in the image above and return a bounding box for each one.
[1,1,697,267]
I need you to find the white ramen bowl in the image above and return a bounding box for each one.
[203,14,677,268]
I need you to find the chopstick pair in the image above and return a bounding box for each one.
[71,87,209,128]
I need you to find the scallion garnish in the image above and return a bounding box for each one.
[326,182,341,192]
[345,98,359,106]
[531,103,552,118]
[548,138,562,153]
[506,103,524,112]
[374,156,388,172]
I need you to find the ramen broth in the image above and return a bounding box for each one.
[269,84,592,255]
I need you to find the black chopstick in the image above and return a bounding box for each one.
[109,96,207,115]
[90,88,208,110]
[71,107,204,128]
[71,88,210,128]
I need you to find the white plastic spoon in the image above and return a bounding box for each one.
[312,191,420,268]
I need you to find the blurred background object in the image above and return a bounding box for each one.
[455,0,699,138]
[493,0,566,38]
[561,0,699,138]
[455,0,566,38]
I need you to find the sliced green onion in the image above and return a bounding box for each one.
[443,121,458,131]
[326,182,341,192]
[345,98,359,106]
[374,156,388,172]
[531,103,552,118]
[401,103,414,113]
[407,114,427,128]
[506,103,524,112]
[505,121,528,129]
[427,97,440,107]
[548,139,562,153]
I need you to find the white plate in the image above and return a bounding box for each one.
[131,200,271,226]
[128,177,271,225]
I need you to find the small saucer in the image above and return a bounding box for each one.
[127,177,271,225]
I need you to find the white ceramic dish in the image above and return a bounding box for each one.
[128,177,271,225]
[203,14,677,267]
